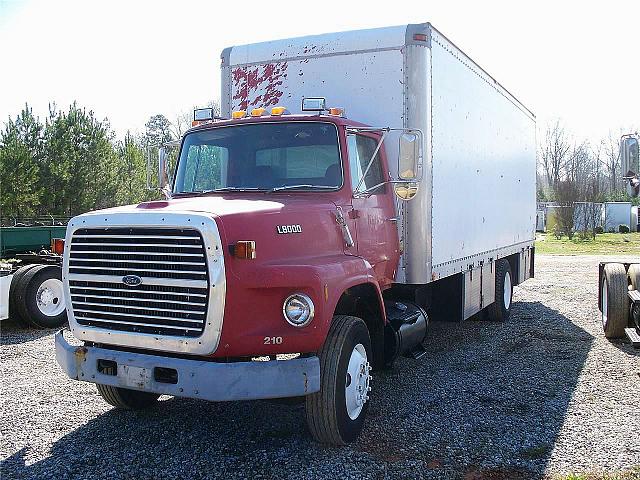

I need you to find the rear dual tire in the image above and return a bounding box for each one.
[486,259,513,322]
[10,264,67,328]
[601,263,631,339]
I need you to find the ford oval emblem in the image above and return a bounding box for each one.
[122,275,142,287]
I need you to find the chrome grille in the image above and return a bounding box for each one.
[68,228,208,337]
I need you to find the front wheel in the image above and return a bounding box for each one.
[96,366,160,410]
[305,315,372,445]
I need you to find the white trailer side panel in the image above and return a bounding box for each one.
[428,30,536,278]
[222,23,536,285]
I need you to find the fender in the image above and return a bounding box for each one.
[214,254,386,358]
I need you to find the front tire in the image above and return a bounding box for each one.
[305,315,372,445]
[486,259,513,322]
[601,263,629,339]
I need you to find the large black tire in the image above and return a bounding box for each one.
[486,259,513,322]
[305,315,372,445]
[96,367,160,409]
[629,264,640,330]
[14,265,67,329]
[8,264,41,325]
[601,263,629,339]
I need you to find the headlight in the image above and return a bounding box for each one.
[283,293,314,327]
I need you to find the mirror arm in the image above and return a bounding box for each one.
[354,179,416,198]
[347,126,425,182]
[353,130,389,193]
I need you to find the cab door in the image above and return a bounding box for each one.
[346,132,400,288]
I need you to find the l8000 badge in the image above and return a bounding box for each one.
[276,225,302,234]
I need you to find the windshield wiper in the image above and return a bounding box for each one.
[268,184,337,193]
[175,187,266,196]
[208,187,267,192]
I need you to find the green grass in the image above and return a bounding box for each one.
[535,232,640,255]
[552,467,640,480]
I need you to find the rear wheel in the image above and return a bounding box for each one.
[629,264,640,292]
[96,367,160,409]
[14,265,67,329]
[8,264,40,325]
[601,263,629,339]
[486,259,513,322]
[305,315,372,445]
[629,264,640,330]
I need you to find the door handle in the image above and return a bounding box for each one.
[387,217,399,222]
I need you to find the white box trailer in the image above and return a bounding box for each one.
[221,23,536,287]
[602,202,631,232]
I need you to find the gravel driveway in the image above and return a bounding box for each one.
[1,255,639,479]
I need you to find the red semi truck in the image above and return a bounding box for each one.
[55,23,536,444]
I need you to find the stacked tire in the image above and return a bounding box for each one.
[9,264,68,328]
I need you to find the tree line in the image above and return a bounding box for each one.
[0,102,205,223]
[1,103,636,226]
[538,120,638,238]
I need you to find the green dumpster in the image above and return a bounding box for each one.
[0,226,68,257]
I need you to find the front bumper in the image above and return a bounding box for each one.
[55,331,320,401]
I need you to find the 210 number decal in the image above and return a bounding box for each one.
[263,336,283,345]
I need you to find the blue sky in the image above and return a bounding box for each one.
[0,0,638,144]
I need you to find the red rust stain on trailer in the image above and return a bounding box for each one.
[232,62,288,110]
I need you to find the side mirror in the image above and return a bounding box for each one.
[620,136,639,177]
[395,132,421,200]
[394,183,419,200]
[398,132,420,180]
[158,147,171,197]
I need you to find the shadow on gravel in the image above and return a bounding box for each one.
[609,337,640,357]
[1,300,593,480]
[0,320,56,345]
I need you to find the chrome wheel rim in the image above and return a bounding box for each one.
[36,278,65,317]
[345,343,371,420]
[503,271,512,310]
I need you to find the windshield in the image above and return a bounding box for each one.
[173,122,342,193]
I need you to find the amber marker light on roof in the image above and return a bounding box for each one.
[231,110,247,119]
[250,107,267,117]
[328,107,344,116]
[271,106,288,116]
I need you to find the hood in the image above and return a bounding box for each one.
[88,194,348,265]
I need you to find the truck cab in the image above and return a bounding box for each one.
[56,23,536,445]
[56,106,425,445]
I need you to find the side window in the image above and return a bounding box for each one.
[347,134,385,193]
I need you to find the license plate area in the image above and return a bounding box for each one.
[119,364,151,389]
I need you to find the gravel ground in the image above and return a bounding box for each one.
[1,254,639,480]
